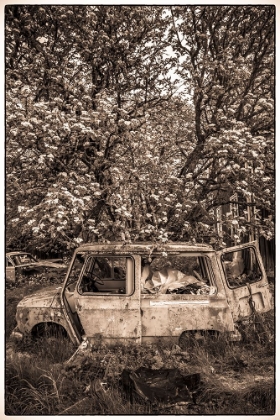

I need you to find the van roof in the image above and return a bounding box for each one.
[76,241,214,254]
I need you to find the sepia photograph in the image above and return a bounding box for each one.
[5,3,275,415]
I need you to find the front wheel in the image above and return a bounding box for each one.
[32,322,68,339]
[30,322,75,361]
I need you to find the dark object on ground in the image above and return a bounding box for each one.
[121,367,201,404]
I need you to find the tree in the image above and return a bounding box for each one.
[6,5,274,252]
[167,5,274,244]
[6,5,178,251]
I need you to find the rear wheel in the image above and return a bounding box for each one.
[179,330,220,349]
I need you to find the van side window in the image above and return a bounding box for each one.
[141,254,216,295]
[222,247,262,288]
[78,255,134,296]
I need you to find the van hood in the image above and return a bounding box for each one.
[16,261,67,270]
[17,285,63,309]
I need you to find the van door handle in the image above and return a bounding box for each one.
[257,283,268,288]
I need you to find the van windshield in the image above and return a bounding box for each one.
[65,252,86,288]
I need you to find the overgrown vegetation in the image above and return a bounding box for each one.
[6,281,275,415]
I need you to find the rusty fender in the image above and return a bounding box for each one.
[15,306,70,336]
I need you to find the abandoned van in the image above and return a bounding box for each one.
[11,241,272,346]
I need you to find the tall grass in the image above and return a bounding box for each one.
[6,309,275,415]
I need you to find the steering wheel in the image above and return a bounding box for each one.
[84,272,104,285]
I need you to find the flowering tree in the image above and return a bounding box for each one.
[167,5,274,244]
[6,5,176,251]
[6,5,274,253]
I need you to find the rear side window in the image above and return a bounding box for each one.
[222,247,262,288]
[77,255,134,296]
[141,254,216,295]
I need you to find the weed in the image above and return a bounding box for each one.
[5,284,275,415]
[6,328,275,415]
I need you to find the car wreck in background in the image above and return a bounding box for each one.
[6,251,67,284]
[11,241,272,346]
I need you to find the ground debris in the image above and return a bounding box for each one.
[121,367,201,405]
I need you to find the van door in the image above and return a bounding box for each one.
[218,241,272,321]
[72,253,141,345]
[140,252,235,341]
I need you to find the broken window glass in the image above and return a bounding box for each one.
[222,247,262,288]
[141,254,216,295]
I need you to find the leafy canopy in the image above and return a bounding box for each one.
[6,5,274,253]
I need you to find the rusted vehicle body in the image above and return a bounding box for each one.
[11,241,272,346]
[6,251,67,284]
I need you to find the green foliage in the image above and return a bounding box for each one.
[6,5,274,252]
